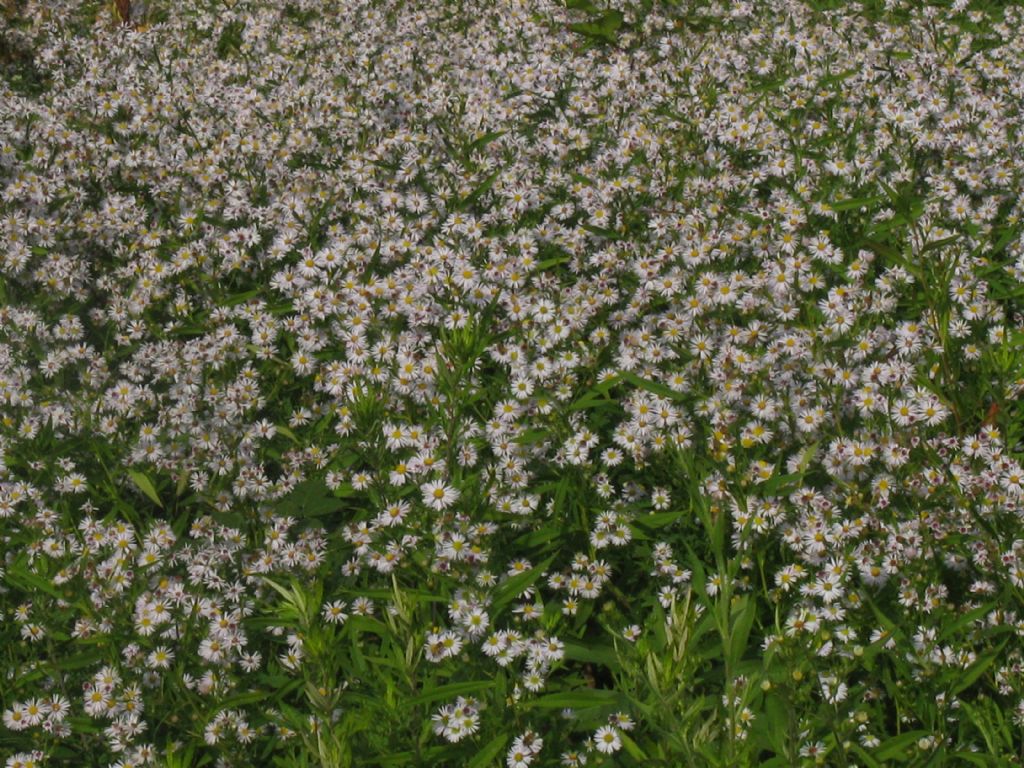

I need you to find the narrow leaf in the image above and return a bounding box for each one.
[128,469,163,508]
[830,193,886,211]
[875,730,930,760]
[620,732,648,761]
[491,557,554,614]
[460,168,502,210]
[528,689,619,709]
[563,640,620,670]
[467,131,506,154]
[410,680,495,707]
[728,595,757,668]
[951,644,1006,696]
[618,370,685,402]
[7,563,64,600]
[468,733,508,768]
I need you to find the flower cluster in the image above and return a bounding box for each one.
[1,0,1024,763]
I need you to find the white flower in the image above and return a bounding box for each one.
[421,481,460,511]
[147,647,174,669]
[2,706,29,732]
[594,725,622,754]
[322,601,349,625]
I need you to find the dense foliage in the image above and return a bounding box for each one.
[2,0,1024,765]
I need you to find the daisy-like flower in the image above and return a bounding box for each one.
[3,705,29,732]
[239,652,262,673]
[421,481,460,511]
[322,600,349,625]
[147,647,174,669]
[601,447,624,467]
[377,500,411,527]
[593,725,622,754]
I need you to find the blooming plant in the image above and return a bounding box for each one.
[2,0,1024,765]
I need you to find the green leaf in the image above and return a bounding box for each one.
[868,213,908,237]
[946,754,1001,767]
[51,647,109,671]
[514,428,551,446]
[618,370,685,402]
[513,524,561,549]
[410,679,495,707]
[377,747,448,767]
[345,615,392,637]
[261,577,295,603]
[565,0,600,11]
[128,468,163,508]
[633,510,685,530]
[221,288,261,306]
[760,471,801,497]
[797,441,819,473]
[65,716,103,735]
[466,131,506,155]
[875,730,930,761]
[216,19,245,58]
[951,644,1006,696]
[960,699,1013,756]
[863,594,901,638]
[620,732,648,761]
[818,67,859,87]
[211,509,246,529]
[728,595,757,668]
[528,688,620,709]
[598,9,624,34]
[276,477,347,518]
[569,10,624,44]
[6,562,63,600]
[491,556,554,614]
[468,733,508,768]
[459,168,502,210]
[568,388,619,412]
[580,222,623,239]
[921,235,960,253]
[760,694,790,756]
[847,744,883,768]
[563,640,620,670]
[938,602,994,643]
[348,587,445,604]
[830,193,886,211]
[176,470,189,497]
[536,254,570,271]
[332,482,356,498]
[989,225,1020,256]
[216,688,273,710]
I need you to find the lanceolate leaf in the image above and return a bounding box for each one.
[467,734,509,768]
[491,556,555,614]
[128,468,163,508]
[527,689,620,709]
[409,679,495,707]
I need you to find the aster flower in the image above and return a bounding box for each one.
[421,481,460,511]
[593,725,622,754]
